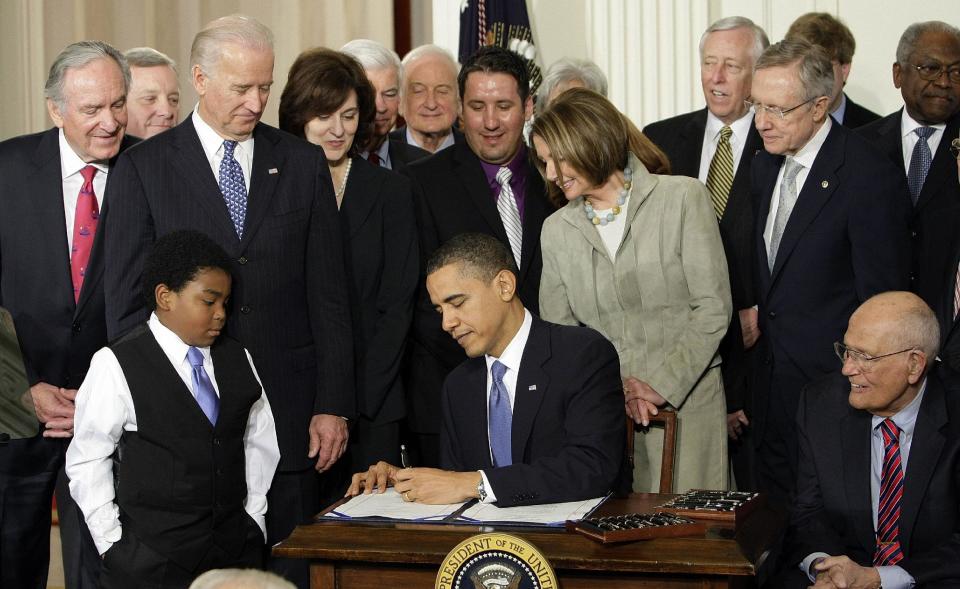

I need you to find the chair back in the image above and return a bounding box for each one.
[625,410,678,494]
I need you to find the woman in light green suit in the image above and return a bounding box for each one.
[531,88,732,492]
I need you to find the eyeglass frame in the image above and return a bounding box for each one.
[744,97,818,120]
[833,341,917,373]
[906,62,960,84]
[950,137,960,160]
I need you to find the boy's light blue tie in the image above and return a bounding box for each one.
[187,347,219,425]
[489,360,513,467]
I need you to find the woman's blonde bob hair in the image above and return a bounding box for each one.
[530,87,670,205]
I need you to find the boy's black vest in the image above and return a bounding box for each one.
[111,326,262,571]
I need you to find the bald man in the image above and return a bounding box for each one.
[781,292,960,588]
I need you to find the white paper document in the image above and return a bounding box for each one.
[324,488,463,521]
[458,496,606,525]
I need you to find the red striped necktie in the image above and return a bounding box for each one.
[70,165,100,303]
[874,418,905,566]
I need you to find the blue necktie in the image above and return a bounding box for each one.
[187,347,219,425]
[488,360,513,467]
[219,140,247,238]
[907,126,935,205]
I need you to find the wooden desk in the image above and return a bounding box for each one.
[273,493,785,588]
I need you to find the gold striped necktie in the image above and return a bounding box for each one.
[705,126,734,218]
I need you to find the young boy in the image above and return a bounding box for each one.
[66,230,280,589]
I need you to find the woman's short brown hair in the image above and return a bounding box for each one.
[530,88,670,205]
[278,47,375,155]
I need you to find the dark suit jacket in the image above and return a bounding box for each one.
[340,157,418,424]
[840,94,882,129]
[440,317,624,506]
[643,109,764,413]
[401,141,556,434]
[857,110,960,313]
[786,370,960,586]
[937,247,960,377]
[389,126,464,151]
[752,122,912,439]
[386,139,429,173]
[0,128,137,472]
[104,118,354,470]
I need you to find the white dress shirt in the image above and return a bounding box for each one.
[594,192,630,261]
[65,313,280,555]
[58,130,108,254]
[192,108,254,190]
[697,109,755,185]
[763,117,833,263]
[800,381,926,589]
[478,309,533,503]
[900,109,946,174]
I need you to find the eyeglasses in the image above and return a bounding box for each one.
[908,62,960,84]
[951,138,960,160]
[744,97,815,120]
[833,342,916,373]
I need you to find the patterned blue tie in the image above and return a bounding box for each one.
[488,361,513,467]
[219,140,247,238]
[187,347,219,425]
[907,127,935,205]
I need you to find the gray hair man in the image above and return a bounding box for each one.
[0,39,136,589]
[858,21,960,341]
[341,39,428,170]
[124,47,180,139]
[536,57,607,112]
[390,44,461,153]
[750,40,912,505]
[642,16,768,491]
[104,15,354,588]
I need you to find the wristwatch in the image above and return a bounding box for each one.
[477,476,487,502]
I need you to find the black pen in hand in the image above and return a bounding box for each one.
[400,444,411,469]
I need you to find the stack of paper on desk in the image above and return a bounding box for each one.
[320,490,606,527]
[325,488,462,521]
[459,496,605,525]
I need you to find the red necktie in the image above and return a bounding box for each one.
[71,165,99,303]
[874,418,904,566]
[367,151,381,166]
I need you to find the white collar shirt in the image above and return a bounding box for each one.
[697,108,755,184]
[900,109,946,174]
[59,130,109,254]
[192,108,254,190]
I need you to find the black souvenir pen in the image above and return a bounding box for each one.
[400,444,411,468]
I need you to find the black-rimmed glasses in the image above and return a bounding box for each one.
[834,342,916,373]
[744,97,816,120]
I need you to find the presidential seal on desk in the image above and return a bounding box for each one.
[436,533,557,589]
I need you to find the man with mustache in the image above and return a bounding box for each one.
[0,41,137,589]
[858,21,960,322]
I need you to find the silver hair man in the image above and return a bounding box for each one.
[190,14,274,77]
[45,40,130,110]
[124,46,180,139]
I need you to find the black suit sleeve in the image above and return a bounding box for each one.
[357,180,418,418]
[785,384,847,565]
[104,152,154,340]
[483,336,624,507]
[305,155,355,416]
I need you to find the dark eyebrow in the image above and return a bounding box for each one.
[442,293,466,304]
[202,288,225,297]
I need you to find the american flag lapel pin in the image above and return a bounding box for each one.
[268,167,279,175]
[528,384,537,391]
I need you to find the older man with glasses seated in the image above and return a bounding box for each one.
[774,291,960,589]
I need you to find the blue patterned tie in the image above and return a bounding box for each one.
[187,347,219,425]
[907,127,935,205]
[488,361,513,467]
[219,140,247,238]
